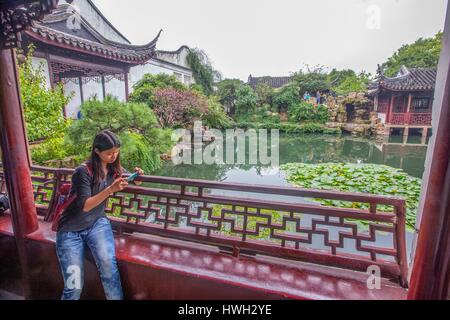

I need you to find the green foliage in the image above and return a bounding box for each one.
[186,48,221,96]
[152,88,209,128]
[19,45,72,142]
[31,134,82,165]
[254,83,275,107]
[216,78,243,114]
[202,96,234,129]
[281,163,421,229]
[293,69,330,95]
[118,132,163,173]
[235,84,257,116]
[272,84,300,112]
[327,69,357,87]
[288,102,330,124]
[234,122,340,134]
[382,31,443,77]
[65,96,173,172]
[327,69,371,96]
[129,73,186,108]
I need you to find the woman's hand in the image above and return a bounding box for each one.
[133,167,144,186]
[109,177,128,193]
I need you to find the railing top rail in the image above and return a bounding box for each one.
[28,165,407,207]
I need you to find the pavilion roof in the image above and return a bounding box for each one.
[370,66,437,94]
[22,1,161,65]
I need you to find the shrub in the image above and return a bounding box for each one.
[288,102,330,124]
[152,88,209,128]
[129,73,186,108]
[202,96,234,129]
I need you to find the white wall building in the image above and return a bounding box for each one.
[24,0,194,119]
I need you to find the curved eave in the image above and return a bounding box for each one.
[378,82,434,92]
[24,26,161,65]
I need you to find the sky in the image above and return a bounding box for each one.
[91,0,447,81]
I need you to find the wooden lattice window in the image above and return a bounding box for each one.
[393,96,407,113]
[411,97,431,113]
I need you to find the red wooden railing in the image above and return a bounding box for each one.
[388,113,432,126]
[0,165,409,287]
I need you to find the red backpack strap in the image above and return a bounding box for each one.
[81,163,93,177]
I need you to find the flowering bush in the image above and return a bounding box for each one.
[152,87,209,128]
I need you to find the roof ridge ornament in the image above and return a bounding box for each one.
[0,0,59,49]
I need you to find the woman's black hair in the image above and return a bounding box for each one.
[87,130,123,185]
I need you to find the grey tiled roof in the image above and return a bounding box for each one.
[247,75,293,89]
[378,66,437,92]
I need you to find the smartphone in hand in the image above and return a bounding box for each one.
[126,171,140,182]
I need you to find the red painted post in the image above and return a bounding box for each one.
[386,94,394,124]
[408,1,450,300]
[0,49,39,235]
[0,48,39,299]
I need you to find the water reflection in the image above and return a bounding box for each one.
[154,133,428,182]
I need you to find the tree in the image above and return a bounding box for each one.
[216,78,243,115]
[331,70,371,96]
[255,83,275,108]
[19,45,72,142]
[186,48,221,96]
[272,84,300,113]
[152,88,209,128]
[327,69,357,87]
[235,84,257,117]
[293,68,330,95]
[382,31,443,77]
[129,73,186,108]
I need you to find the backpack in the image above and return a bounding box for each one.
[0,193,10,214]
[51,163,93,232]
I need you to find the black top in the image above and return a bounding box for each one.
[57,163,128,233]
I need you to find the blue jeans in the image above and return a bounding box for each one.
[56,217,123,300]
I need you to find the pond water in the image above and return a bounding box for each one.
[152,133,429,263]
[155,133,428,182]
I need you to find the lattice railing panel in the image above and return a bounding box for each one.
[22,165,409,287]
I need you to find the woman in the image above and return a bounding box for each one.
[56,130,144,300]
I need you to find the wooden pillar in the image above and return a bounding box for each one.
[406,93,413,113]
[60,73,67,119]
[403,127,409,137]
[406,93,413,126]
[386,94,394,124]
[78,76,84,104]
[101,75,106,100]
[0,48,39,299]
[402,131,408,144]
[408,2,450,299]
[124,72,129,102]
[45,52,55,89]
